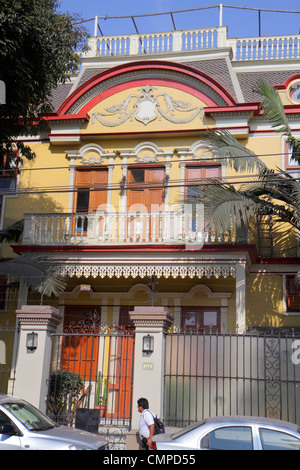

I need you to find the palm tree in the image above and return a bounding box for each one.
[0,221,66,303]
[188,81,300,239]
[0,252,66,304]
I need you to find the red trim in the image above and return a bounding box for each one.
[47,126,251,140]
[12,243,258,257]
[54,61,236,116]
[274,74,300,90]
[79,79,218,116]
[205,103,260,115]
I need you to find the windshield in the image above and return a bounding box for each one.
[3,401,55,431]
[170,420,206,439]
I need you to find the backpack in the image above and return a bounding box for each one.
[147,410,165,435]
[153,416,165,435]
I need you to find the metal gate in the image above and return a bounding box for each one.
[0,322,19,394]
[164,328,300,427]
[46,315,135,447]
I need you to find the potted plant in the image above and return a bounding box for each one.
[95,371,108,417]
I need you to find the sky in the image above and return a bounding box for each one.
[57,0,300,38]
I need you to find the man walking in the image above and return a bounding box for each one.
[137,397,155,449]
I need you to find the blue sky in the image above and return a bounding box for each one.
[58,0,300,38]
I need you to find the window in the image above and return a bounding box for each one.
[74,169,108,213]
[0,276,8,311]
[119,306,134,328]
[181,307,220,332]
[185,164,221,232]
[285,142,300,180]
[185,164,221,195]
[0,410,12,427]
[259,428,300,450]
[201,426,253,450]
[127,166,165,212]
[286,275,300,312]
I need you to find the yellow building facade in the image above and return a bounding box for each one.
[1,24,300,337]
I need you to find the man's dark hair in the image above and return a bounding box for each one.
[137,397,149,409]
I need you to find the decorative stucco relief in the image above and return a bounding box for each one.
[91,85,204,127]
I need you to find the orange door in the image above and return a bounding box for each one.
[61,306,101,381]
[106,334,134,419]
[127,167,165,241]
[73,169,108,235]
[186,164,221,233]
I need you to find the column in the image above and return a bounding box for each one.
[126,306,173,449]
[236,262,246,333]
[13,305,62,413]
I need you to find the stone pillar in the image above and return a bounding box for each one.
[126,306,173,449]
[236,262,246,334]
[13,305,62,413]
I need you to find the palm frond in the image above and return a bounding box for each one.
[0,219,24,243]
[188,184,257,232]
[254,80,300,163]
[254,80,290,133]
[201,129,267,173]
[0,253,66,298]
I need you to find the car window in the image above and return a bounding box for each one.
[3,401,54,431]
[201,426,253,450]
[0,410,12,427]
[259,428,300,450]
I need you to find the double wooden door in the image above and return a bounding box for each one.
[61,306,134,419]
[127,167,165,241]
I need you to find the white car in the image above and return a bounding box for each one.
[0,394,108,450]
[151,415,300,450]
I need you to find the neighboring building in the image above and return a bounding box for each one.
[1,22,300,378]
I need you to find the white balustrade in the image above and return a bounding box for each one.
[22,211,240,246]
[84,26,300,62]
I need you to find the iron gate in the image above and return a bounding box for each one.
[164,328,300,427]
[0,322,19,394]
[46,316,135,448]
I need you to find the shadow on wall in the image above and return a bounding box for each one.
[247,273,283,329]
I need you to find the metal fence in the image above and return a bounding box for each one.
[164,328,300,427]
[46,320,135,449]
[0,322,19,394]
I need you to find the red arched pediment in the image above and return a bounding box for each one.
[57,60,237,117]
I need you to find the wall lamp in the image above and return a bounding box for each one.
[142,334,154,356]
[26,332,38,352]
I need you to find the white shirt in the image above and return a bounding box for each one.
[139,409,155,438]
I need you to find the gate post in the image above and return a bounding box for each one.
[13,305,62,413]
[127,306,173,449]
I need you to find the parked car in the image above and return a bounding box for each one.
[151,415,300,450]
[0,394,108,450]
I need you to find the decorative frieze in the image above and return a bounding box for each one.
[57,263,236,280]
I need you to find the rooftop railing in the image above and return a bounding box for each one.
[85,25,300,62]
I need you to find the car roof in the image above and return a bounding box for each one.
[0,394,24,404]
[205,415,299,432]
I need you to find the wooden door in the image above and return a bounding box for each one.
[186,164,221,232]
[61,306,101,381]
[127,167,165,241]
[73,169,108,235]
[106,334,134,419]
[74,169,108,212]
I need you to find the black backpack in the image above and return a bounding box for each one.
[147,410,165,435]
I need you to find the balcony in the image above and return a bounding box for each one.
[85,25,300,62]
[22,211,247,247]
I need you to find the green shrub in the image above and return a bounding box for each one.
[47,369,83,423]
